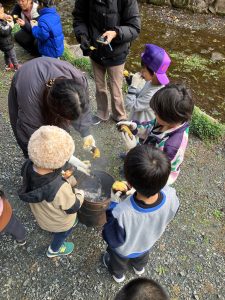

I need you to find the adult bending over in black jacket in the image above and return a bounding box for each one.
[8,57,97,175]
[73,0,141,125]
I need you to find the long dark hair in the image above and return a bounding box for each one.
[42,78,89,128]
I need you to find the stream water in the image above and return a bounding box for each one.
[4,1,225,122]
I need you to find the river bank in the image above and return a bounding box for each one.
[0,42,225,300]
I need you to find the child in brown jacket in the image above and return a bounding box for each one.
[19,125,84,258]
[0,190,26,245]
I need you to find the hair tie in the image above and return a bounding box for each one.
[46,78,56,88]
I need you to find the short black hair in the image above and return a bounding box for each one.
[124,145,171,197]
[0,190,5,198]
[150,83,194,124]
[114,278,169,300]
[38,0,54,7]
[141,59,154,76]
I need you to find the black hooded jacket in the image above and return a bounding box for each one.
[0,19,14,52]
[73,0,141,66]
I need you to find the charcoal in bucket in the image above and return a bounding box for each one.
[74,170,114,202]
[75,170,115,226]
[77,173,104,202]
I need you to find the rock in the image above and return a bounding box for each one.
[211,52,225,62]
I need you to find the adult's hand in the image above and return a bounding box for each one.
[16,18,25,26]
[102,31,117,44]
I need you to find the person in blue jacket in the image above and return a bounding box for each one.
[102,145,180,283]
[31,0,64,58]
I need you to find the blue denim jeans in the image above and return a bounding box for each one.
[50,226,74,252]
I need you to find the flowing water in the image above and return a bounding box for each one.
[4,1,225,122]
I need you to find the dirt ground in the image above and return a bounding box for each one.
[0,17,225,300]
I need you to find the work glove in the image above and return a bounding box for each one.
[121,132,137,151]
[80,35,91,56]
[116,121,137,131]
[131,72,145,89]
[68,155,91,176]
[110,190,123,203]
[83,135,101,158]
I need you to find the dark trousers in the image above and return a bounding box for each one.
[4,48,18,66]
[50,226,74,252]
[107,247,150,277]
[2,214,26,242]
[14,29,39,56]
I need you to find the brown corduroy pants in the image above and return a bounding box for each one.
[91,60,127,121]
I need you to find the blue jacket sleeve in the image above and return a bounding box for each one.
[102,205,126,249]
[32,21,50,41]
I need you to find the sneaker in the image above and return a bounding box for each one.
[16,239,26,246]
[102,252,125,283]
[14,64,22,71]
[5,63,14,71]
[92,115,104,125]
[133,266,145,275]
[110,114,127,123]
[72,217,79,228]
[46,242,74,258]
[119,152,127,161]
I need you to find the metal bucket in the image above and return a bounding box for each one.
[75,170,114,227]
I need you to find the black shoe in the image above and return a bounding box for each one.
[92,115,104,125]
[16,239,26,246]
[119,152,127,161]
[110,114,127,123]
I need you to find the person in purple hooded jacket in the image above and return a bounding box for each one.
[117,83,194,185]
[31,0,64,58]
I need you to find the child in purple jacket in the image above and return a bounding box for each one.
[117,83,194,185]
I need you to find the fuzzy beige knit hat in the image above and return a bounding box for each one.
[28,126,75,169]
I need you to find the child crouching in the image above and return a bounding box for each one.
[0,190,26,245]
[102,145,179,283]
[19,125,84,258]
[0,3,20,71]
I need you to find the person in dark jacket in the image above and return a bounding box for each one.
[8,57,96,174]
[31,0,64,58]
[11,0,39,55]
[0,3,20,70]
[73,0,141,125]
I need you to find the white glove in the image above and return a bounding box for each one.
[121,132,137,150]
[68,155,91,176]
[131,72,145,89]
[83,135,96,152]
[116,121,137,131]
[110,190,123,203]
[125,187,136,195]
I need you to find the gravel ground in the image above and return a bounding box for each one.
[0,43,225,300]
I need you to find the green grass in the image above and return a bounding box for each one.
[62,45,92,75]
[63,45,225,141]
[190,106,225,141]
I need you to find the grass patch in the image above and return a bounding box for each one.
[190,106,225,141]
[62,45,92,75]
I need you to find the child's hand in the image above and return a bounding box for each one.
[131,72,145,88]
[121,132,137,150]
[116,121,137,131]
[30,19,38,28]
[68,155,91,176]
[5,14,13,22]
[17,18,25,26]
